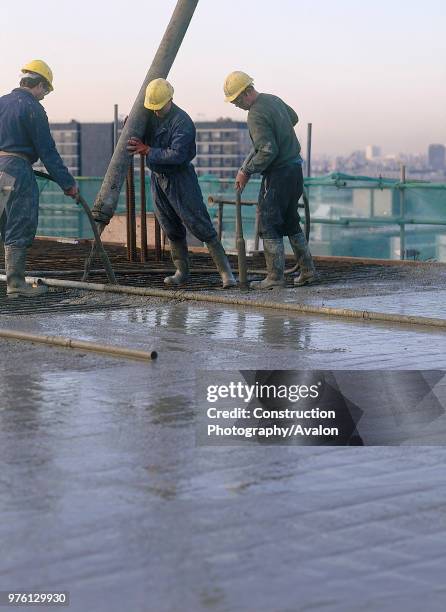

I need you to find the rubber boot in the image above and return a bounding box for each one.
[5,245,48,298]
[289,233,316,286]
[206,238,237,289]
[164,239,189,287]
[250,239,286,289]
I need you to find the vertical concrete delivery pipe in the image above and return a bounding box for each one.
[91,0,200,225]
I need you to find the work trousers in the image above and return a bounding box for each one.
[258,163,304,239]
[151,165,217,243]
[0,156,39,248]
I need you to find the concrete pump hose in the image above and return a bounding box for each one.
[33,170,117,285]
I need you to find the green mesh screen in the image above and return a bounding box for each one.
[35,172,446,262]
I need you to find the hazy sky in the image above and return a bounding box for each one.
[2,0,445,155]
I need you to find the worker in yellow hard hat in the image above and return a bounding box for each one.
[223,70,315,289]
[127,78,236,289]
[0,60,78,297]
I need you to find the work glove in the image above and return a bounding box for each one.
[64,184,79,200]
[235,169,250,193]
[127,137,150,156]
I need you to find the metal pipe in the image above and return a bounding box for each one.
[235,189,248,288]
[217,203,223,241]
[140,154,148,262]
[127,157,137,262]
[254,206,260,252]
[0,328,157,361]
[154,217,162,262]
[400,164,406,260]
[306,216,446,226]
[5,275,446,330]
[113,104,119,150]
[208,196,257,206]
[125,170,131,260]
[304,123,312,243]
[91,0,200,225]
[6,267,267,276]
[306,123,312,178]
[162,229,167,259]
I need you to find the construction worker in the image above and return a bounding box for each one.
[127,78,236,289]
[0,60,78,298]
[224,71,315,289]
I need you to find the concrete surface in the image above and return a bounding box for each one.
[1,297,446,612]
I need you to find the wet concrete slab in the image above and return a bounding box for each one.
[1,300,446,611]
[274,287,446,320]
[3,241,446,323]
[212,273,446,321]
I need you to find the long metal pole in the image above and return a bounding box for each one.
[304,123,312,241]
[400,164,406,261]
[91,0,200,226]
[154,218,162,262]
[306,123,312,178]
[217,203,223,241]
[113,104,119,150]
[0,328,157,361]
[125,170,131,260]
[235,189,248,289]
[254,206,260,252]
[140,154,148,262]
[10,275,446,330]
[127,158,137,262]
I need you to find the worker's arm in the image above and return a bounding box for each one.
[241,112,279,175]
[241,147,255,170]
[235,147,255,191]
[25,105,76,191]
[146,117,194,165]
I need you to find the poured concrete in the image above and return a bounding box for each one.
[1,298,446,611]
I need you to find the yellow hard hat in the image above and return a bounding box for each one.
[223,71,253,102]
[144,78,174,110]
[21,59,54,91]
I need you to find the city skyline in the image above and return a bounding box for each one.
[2,0,445,155]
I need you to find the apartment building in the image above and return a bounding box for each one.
[34,120,115,178]
[194,119,251,179]
[37,118,251,179]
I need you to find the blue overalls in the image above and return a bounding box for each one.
[0,88,74,247]
[145,104,217,243]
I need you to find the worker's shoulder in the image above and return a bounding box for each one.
[255,93,288,111]
[4,88,45,117]
[0,89,26,108]
[171,104,195,129]
[247,93,284,120]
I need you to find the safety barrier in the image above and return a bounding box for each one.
[35,172,446,262]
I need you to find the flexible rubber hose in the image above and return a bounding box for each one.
[33,170,117,284]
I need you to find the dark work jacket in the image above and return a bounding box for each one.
[0,88,74,190]
[242,93,302,176]
[144,103,196,175]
